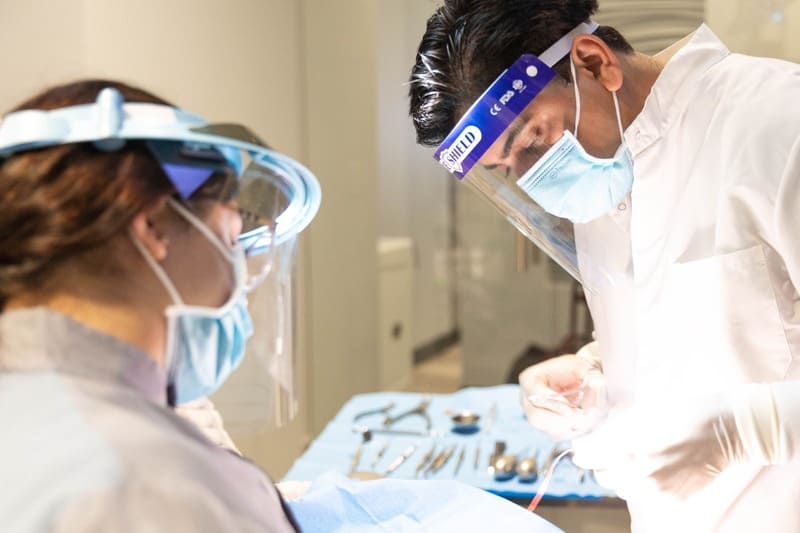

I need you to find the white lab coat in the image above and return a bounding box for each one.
[574,25,800,532]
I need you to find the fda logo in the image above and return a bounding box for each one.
[439,125,482,174]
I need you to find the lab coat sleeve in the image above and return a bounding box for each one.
[722,135,800,465]
[747,134,800,462]
[52,477,266,533]
[772,134,800,295]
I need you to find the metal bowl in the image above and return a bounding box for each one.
[516,456,538,483]
[451,411,481,433]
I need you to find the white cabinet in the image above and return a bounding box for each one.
[378,238,414,390]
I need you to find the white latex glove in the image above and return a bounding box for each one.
[519,345,607,441]
[174,397,241,454]
[572,382,796,500]
[275,481,312,502]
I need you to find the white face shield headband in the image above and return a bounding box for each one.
[0,88,321,427]
[0,87,321,268]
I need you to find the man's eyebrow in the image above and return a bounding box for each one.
[502,122,523,159]
[484,122,522,172]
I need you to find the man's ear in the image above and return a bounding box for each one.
[130,197,171,262]
[570,35,624,92]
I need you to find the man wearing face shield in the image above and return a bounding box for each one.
[0,80,320,532]
[409,1,800,531]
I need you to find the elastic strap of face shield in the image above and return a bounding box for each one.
[538,21,600,68]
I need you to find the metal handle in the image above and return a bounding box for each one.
[350,444,363,473]
[515,232,541,273]
[516,232,528,273]
[385,446,416,475]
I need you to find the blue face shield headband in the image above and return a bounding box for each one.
[0,88,321,265]
[434,21,632,288]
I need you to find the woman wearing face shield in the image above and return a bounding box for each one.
[0,80,319,532]
[410,1,800,531]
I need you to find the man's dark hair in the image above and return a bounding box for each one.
[409,0,633,147]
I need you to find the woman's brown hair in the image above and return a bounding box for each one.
[0,80,177,310]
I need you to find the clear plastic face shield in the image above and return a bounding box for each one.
[0,89,321,427]
[434,21,612,289]
[147,135,316,292]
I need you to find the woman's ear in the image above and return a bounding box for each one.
[130,197,171,262]
[570,35,624,92]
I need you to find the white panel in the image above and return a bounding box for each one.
[376,0,412,239]
[403,1,457,349]
[707,0,800,61]
[378,238,414,390]
[373,0,456,350]
[81,0,304,158]
[596,0,705,54]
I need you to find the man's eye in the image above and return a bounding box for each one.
[523,143,543,157]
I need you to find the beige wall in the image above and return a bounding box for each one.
[707,0,800,61]
[82,0,306,158]
[302,0,381,432]
[0,1,86,108]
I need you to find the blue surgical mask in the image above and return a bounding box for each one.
[131,199,254,404]
[517,59,633,224]
[166,286,253,404]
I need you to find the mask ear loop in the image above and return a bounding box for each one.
[128,229,186,387]
[611,91,625,144]
[129,230,184,307]
[570,56,581,138]
[571,54,626,146]
[168,199,236,263]
[168,198,251,299]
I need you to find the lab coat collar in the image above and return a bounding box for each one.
[625,24,730,158]
[0,307,167,405]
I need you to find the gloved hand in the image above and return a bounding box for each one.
[572,382,796,500]
[519,342,607,441]
[174,397,241,454]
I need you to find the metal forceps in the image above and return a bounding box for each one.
[383,398,432,430]
[353,402,395,423]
